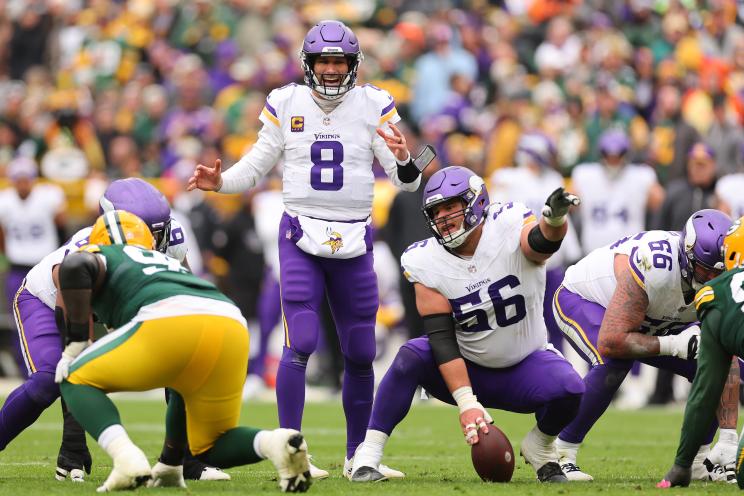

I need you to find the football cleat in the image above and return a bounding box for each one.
[351,466,387,482]
[344,456,403,480]
[148,462,187,488]
[183,454,230,481]
[703,458,736,483]
[55,448,92,482]
[308,457,329,480]
[559,461,594,482]
[96,444,151,492]
[520,428,567,483]
[259,428,312,492]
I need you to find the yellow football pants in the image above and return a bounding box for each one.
[67,314,249,455]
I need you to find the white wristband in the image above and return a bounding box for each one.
[452,386,479,414]
[543,214,567,227]
[657,335,674,356]
[719,428,738,445]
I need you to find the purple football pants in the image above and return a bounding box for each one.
[0,285,63,449]
[368,337,585,437]
[6,267,31,377]
[276,213,378,458]
[553,285,722,444]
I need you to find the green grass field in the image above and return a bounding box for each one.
[0,398,739,495]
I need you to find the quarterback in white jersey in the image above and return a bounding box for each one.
[551,209,739,482]
[571,129,664,254]
[351,166,585,484]
[187,20,421,479]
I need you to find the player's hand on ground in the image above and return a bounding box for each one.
[460,407,493,446]
[54,341,89,383]
[657,464,691,488]
[187,159,223,192]
[542,187,580,224]
[376,123,410,162]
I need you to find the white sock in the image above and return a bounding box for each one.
[354,430,388,468]
[694,443,711,464]
[531,425,556,445]
[555,438,580,461]
[97,424,134,459]
[253,430,268,460]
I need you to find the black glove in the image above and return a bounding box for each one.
[658,464,691,488]
[541,187,580,226]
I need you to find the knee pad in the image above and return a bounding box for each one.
[341,324,376,365]
[281,347,310,369]
[25,371,59,407]
[284,310,319,355]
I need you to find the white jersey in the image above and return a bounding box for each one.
[716,173,744,218]
[571,163,657,254]
[24,217,189,309]
[490,166,581,268]
[220,83,420,221]
[0,184,66,266]
[402,202,547,368]
[562,230,695,336]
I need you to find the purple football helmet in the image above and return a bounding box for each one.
[99,178,172,253]
[422,166,489,248]
[300,20,363,98]
[680,209,732,289]
[515,132,557,169]
[599,129,630,158]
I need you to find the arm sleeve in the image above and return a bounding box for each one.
[219,123,284,194]
[674,309,732,467]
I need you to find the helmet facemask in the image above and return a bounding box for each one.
[301,52,362,99]
[423,174,488,249]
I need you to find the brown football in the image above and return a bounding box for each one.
[470,425,515,482]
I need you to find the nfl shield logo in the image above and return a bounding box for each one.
[468,265,477,273]
[291,116,304,132]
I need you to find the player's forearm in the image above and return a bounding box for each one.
[716,358,739,430]
[373,138,420,192]
[438,358,472,393]
[598,330,660,358]
[219,127,282,194]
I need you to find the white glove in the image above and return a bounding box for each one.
[658,325,700,359]
[55,341,90,383]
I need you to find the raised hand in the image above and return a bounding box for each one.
[541,187,580,226]
[376,122,410,162]
[186,159,223,192]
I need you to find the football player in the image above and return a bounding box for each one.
[350,166,584,483]
[571,129,665,254]
[53,210,311,493]
[660,217,744,488]
[187,20,419,478]
[552,209,738,482]
[3,178,226,482]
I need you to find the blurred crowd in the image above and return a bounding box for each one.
[0,0,744,402]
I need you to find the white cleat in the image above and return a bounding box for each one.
[55,467,85,482]
[520,428,567,483]
[558,460,594,482]
[96,444,151,492]
[344,456,404,480]
[308,458,329,480]
[148,462,187,488]
[196,466,231,481]
[259,428,312,492]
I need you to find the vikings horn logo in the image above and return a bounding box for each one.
[322,227,343,254]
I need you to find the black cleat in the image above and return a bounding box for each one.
[536,462,568,483]
[55,448,92,482]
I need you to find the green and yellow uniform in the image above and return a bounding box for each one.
[673,268,744,474]
[66,244,249,455]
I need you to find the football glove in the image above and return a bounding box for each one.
[55,341,89,383]
[659,325,700,360]
[541,187,580,227]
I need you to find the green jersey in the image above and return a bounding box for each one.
[695,268,744,356]
[87,244,233,329]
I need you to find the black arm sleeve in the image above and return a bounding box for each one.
[424,313,461,365]
[396,158,421,184]
[527,224,563,254]
[58,251,100,343]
